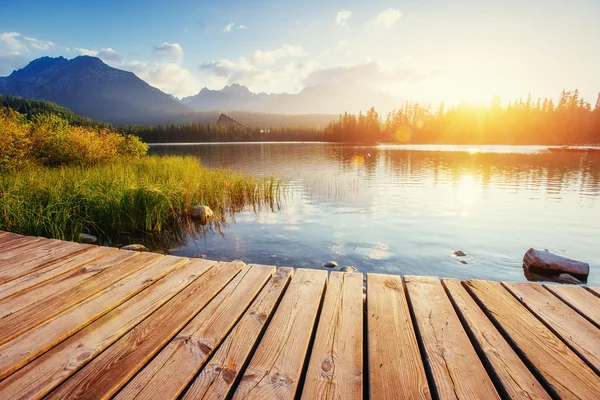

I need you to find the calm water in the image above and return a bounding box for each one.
[149,143,600,285]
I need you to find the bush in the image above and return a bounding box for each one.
[0,107,148,170]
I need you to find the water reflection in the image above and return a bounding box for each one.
[149,144,600,284]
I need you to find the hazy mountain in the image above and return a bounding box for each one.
[179,82,401,114]
[0,56,191,125]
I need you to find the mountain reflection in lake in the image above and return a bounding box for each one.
[149,143,600,285]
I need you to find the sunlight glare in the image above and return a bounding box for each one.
[457,174,481,208]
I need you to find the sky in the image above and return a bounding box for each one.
[1,0,599,105]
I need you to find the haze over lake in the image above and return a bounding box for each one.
[150,143,600,285]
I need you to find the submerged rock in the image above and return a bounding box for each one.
[324,261,337,268]
[191,205,213,222]
[339,266,357,273]
[523,248,589,284]
[459,259,468,265]
[453,250,467,257]
[77,233,98,244]
[194,253,207,259]
[121,244,148,252]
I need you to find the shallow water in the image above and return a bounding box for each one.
[149,143,600,284]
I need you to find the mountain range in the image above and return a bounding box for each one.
[0,56,401,125]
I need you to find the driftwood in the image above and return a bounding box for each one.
[523,248,589,284]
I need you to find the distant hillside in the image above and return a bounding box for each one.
[0,94,110,127]
[0,56,191,125]
[179,82,402,115]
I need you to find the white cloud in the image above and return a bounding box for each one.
[237,25,247,30]
[224,23,234,32]
[126,60,199,98]
[224,23,246,32]
[153,42,183,64]
[336,10,352,27]
[0,32,29,53]
[366,8,402,30]
[22,36,55,51]
[75,47,122,63]
[252,44,306,66]
[200,44,317,93]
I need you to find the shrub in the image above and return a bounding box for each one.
[0,109,32,170]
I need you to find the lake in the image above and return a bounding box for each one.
[149,143,600,285]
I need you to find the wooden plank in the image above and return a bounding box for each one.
[0,249,136,319]
[301,272,363,400]
[544,284,600,328]
[45,261,245,400]
[442,279,550,399]
[0,234,29,250]
[465,279,600,399]
[0,242,91,284]
[367,273,430,400]
[504,282,600,373]
[0,246,117,300]
[232,268,327,400]
[584,286,600,297]
[0,259,216,400]
[182,268,293,400]
[115,265,276,400]
[0,251,160,345]
[0,254,188,379]
[0,237,53,260]
[405,276,499,400]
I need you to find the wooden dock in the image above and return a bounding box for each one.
[0,231,598,399]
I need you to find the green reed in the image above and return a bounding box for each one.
[0,156,282,242]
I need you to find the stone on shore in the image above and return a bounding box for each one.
[77,233,97,244]
[324,261,337,268]
[191,205,213,222]
[339,266,357,273]
[523,248,589,284]
[121,244,148,252]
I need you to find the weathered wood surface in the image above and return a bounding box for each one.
[0,232,598,400]
[367,273,430,400]
[405,276,499,400]
[0,259,216,400]
[232,268,327,399]
[504,281,600,373]
[46,261,244,400]
[301,271,363,400]
[182,268,292,400]
[544,284,600,328]
[465,279,600,399]
[442,279,550,399]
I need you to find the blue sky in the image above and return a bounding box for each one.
[1,0,599,105]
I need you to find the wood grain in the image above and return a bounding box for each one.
[544,284,600,328]
[0,238,58,260]
[0,255,187,380]
[0,249,135,319]
[367,273,431,400]
[0,242,91,284]
[585,286,600,296]
[0,259,215,400]
[182,268,293,400]
[442,279,550,399]
[405,275,499,400]
[0,246,117,300]
[504,282,600,373]
[465,279,600,399]
[301,272,363,400]
[45,261,245,400]
[232,268,327,400]
[0,251,159,345]
[116,264,276,400]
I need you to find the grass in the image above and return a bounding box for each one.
[0,156,282,243]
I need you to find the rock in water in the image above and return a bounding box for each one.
[523,248,589,284]
[453,250,467,257]
[77,233,97,244]
[339,266,357,273]
[459,259,468,264]
[324,261,337,268]
[191,205,214,222]
[121,244,148,252]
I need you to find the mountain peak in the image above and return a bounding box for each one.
[222,83,250,94]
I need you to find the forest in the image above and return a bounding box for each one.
[325,90,600,145]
